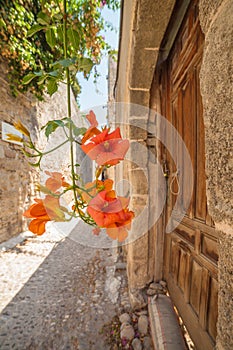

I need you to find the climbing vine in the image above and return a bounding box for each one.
[7,0,134,243]
[0,0,119,99]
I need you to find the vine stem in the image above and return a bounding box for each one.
[63,0,79,210]
[42,139,69,155]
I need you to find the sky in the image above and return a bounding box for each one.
[77,6,120,124]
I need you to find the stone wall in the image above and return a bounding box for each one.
[115,0,176,294]
[116,0,233,347]
[199,1,233,349]
[0,61,84,243]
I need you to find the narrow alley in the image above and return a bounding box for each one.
[0,226,130,350]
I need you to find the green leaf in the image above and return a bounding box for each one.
[28,161,40,168]
[34,71,43,77]
[0,18,6,28]
[57,25,63,42]
[53,13,63,21]
[42,120,65,138]
[27,24,45,37]
[67,28,80,50]
[37,11,51,26]
[22,73,36,85]
[77,58,94,75]
[72,126,87,137]
[51,58,76,68]
[45,28,56,49]
[48,70,60,77]
[37,75,47,86]
[47,79,58,96]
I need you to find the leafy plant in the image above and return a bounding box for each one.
[0,0,120,99]
[6,0,134,243]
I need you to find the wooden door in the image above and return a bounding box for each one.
[157,2,218,349]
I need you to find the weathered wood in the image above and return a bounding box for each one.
[154,1,219,349]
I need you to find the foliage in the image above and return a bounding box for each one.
[6,1,134,243]
[0,0,120,99]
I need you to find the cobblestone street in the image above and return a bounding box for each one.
[0,226,130,350]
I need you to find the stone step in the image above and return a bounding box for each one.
[148,295,187,350]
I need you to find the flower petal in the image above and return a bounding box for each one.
[81,127,101,144]
[86,110,98,128]
[29,219,48,235]
[105,127,121,141]
[106,226,128,242]
[29,201,47,217]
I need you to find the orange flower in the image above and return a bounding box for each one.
[23,196,65,235]
[81,127,129,166]
[87,190,134,242]
[82,110,101,144]
[45,171,70,192]
[81,179,113,203]
[86,110,98,128]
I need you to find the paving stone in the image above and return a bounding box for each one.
[132,337,143,350]
[129,288,147,310]
[149,282,163,292]
[138,315,149,335]
[143,336,153,350]
[159,280,167,289]
[119,313,131,324]
[120,323,135,341]
[147,288,157,296]
[136,310,148,316]
[0,230,131,349]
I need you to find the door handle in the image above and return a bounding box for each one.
[163,160,170,178]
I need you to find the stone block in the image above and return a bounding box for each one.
[128,141,148,169]
[129,168,148,195]
[4,147,16,158]
[129,124,148,140]
[130,90,150,109]
[127,234,153,289]
[0,145,4,158]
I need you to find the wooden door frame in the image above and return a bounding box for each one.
[150,1,218,349]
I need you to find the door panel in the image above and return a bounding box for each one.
[156,1,218,349]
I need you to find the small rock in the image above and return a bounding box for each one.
[146,288,157,296]
[129,289,147,310]
[116,262,127,270]
[149,282,163,292]
[143,336,153,350]
[132,313,138,323]
[159,280,167,288]
[119,313,131,324]
[120,322,130,331]
[132,337,142,350]
[135,310,148,316]
[138,315,148,335]
[120,324,135,341]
